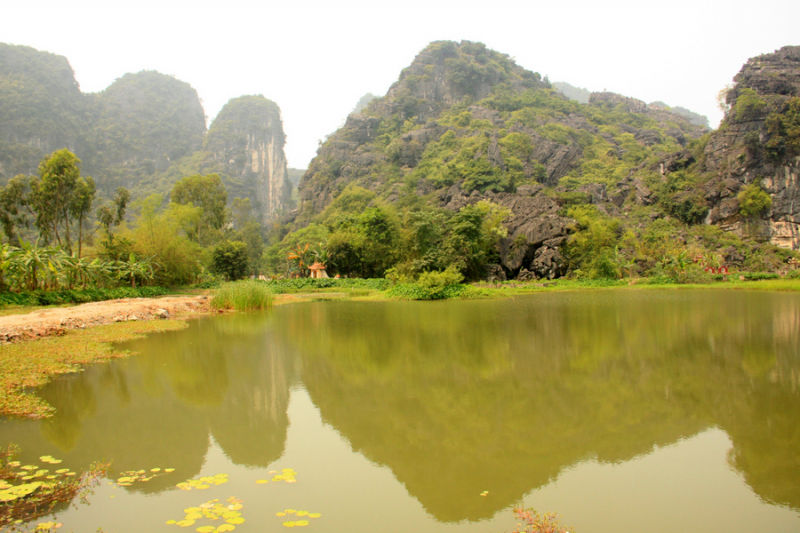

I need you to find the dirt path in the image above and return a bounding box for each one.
[0,296,212,344]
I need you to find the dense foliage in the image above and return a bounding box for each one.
[0,286,169,307]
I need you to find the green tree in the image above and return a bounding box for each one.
[212,240,249,281]
[738,182,772,218]
[29,149,85,254]
[564,205,621,279]
[170,174,228,245]
[228,197,265,276]
[70,176,96,258]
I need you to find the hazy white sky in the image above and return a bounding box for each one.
[2,0,798,168]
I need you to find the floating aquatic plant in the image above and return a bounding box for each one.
[0,445,108,529]
[166,496,244,532]
[112,467,175,487]
[277,509,321,527]
[176,474,229,491]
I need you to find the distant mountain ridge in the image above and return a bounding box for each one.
[0,43,291,223]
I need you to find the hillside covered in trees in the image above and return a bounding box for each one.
[0,43,292,225]
[1,39,799,286]
[276,40,799,281]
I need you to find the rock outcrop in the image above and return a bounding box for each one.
[206,95,291,224]
[296,40,708,278]
[0,43,293,224]
[698,45,800,249]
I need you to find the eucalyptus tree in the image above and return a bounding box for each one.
[0,149,98,256]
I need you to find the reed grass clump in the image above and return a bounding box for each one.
[211,280,274,311]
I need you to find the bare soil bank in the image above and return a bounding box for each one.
[0,296,211,344]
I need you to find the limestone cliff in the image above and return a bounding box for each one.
[86,71,207,192]
[205,95,291,225]
[297,40,708,278]
[0,44,88,181]
[0,42,292,224]
[698,46,800,249]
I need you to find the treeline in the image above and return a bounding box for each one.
[0,149,268,296]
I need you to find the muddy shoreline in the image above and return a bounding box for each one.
[0,296,212,344]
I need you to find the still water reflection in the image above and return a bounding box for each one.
[1,290,799,532]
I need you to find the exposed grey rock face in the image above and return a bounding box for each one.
[699,45,800,249]
[206,95,291,225]
[294,40,712,279]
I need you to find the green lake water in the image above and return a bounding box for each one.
[2,289,800,532]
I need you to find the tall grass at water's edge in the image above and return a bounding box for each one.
[211,280,274,311]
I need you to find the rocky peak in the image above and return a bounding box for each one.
[732,45,800,98]
[374,40,547,119]
[693,46,800,249]
[206,95,291,225]
[589,92,648,114]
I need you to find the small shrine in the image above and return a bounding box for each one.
[308,262,329,279]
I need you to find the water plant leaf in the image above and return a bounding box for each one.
[0,482,43,501]
[196,527,215,533]
[295,520,309,527]
[151,468,161,472]
[165,468,176,473]
[176,519,196,527]
[20,465,37,471]
[308,513,321,518]
[255,480,269,484]
[55,469,69,474]
[276,512,286,517]
[225,517,244,525]
[216,525,236,533]
[283,521,296,528]
[166,520,177,525]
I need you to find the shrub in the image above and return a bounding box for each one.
[738,182,772,218]
[211,240,249,281]
[0,287,171,308]
[211,280,273,311]
[261,278,390,293]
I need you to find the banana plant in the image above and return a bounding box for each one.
[0,243,20,291]
[287,243,312,277]
[15,240,58,291]
[116,254,156,288]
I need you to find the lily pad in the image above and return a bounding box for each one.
[225,517,244,525]
[295,521,309,527]
[216,525,236,533]
[176,519,196,527]
[308,513,321,519]
[283,522,296,528]
[165,468,176,473]
[255,480,269,484]
[196,527,215,533]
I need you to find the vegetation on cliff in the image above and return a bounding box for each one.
[0,45,291,229]
[273,40,798,283]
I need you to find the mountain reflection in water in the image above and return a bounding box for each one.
[0,290,798,529]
